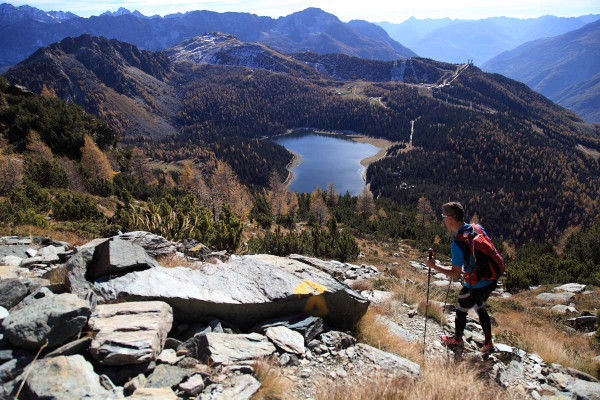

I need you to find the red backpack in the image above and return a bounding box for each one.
[454,224,505,284]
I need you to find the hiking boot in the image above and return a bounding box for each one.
[480,342,495,354]
[441,335,464,346]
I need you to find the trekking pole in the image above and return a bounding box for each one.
[423,248,433,354]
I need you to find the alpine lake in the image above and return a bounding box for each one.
[272,130,382,196]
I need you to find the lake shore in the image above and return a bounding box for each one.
[283,150,302,187]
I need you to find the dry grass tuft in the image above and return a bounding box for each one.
[251,356,291,400]
[156,254,203,270]
[495,310,598,376]
[417,299,445,325]
[390,280,423,306]
[7,225,92,246]
[357,308,424,364]
[315,359,509,400]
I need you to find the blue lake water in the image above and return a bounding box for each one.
[272,131,380,196]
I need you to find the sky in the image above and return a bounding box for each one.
[8,0,600,22]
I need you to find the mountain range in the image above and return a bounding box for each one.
[4,33,599,245]
[376,14,600,65]
[0,3,415,70]
[483,20,600,123]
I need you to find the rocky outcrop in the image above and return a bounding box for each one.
[87,237,161,281]
[289,254,380,283]
[535,292,576,304]
[116,231,177,258]
[179,333,276,365]
[23,355,120,399]
[88,301,173,365]
[94,254,369,329]
[2,289,91,350]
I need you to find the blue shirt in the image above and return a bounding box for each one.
[452,224,494,288]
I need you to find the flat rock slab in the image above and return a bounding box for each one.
[24,355,116,400]
[550,305,577,315]
[266,326,305,354]
[214,375,261,400]
[89,301,173,366]
[553,283,586,293]
[2,291,91,350]
[180,332,276,365]
[356,343,421,379]
[95,254,369,330]
[46,337,93,358]
[250,314,324,343]
[117,231,177,258]
[535,292,575,304]
[131,387,178,399]
[87,237,161,281]
[145,364,190,389]
[375,315,417,343]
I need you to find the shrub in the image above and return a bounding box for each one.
[24,159,68,189]
[52,192,103,221]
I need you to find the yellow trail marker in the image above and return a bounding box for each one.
[293,280,330,316]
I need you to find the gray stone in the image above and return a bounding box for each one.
[95,255,369,330]
[145,364,190,389]
[214,374,261,400]
[566,316,597,331]
[567,367,599,383]
[0,307,7,322]
[550,305,578,315]
[2,292,90,350]
[45,337,92,358]
[320,331,357,349]
[0,244,32,259]
[25,248,38,258]
[375,315,417,342]
[24,355,117,399]
[130,387,178,399]
[209,319,224,333]
[567,378,600,399]
[87,237,161,281]
[124,373,147,395]
[360,290,393,305]
[535,292,575,304]
[179,332,276,365]
[432,280,463,290]
[0,278,28,309]
[164,338,182,350]
[498,360,524,387]
[356,343,421,379]
[64,247,98,309]
[265,326,305,354]
[1,255,23,267]
[88,301,173,366]
[116,231,177,258]
[553,283,586,293]
[179,373,205,395]
[157,349,184,365]
[0,348,33,382]
[250,314,324,343]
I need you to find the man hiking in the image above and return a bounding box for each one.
[426,201,504,353]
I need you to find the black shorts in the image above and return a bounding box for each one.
[456,281,497,313]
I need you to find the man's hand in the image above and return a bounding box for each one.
[426,258,436,269]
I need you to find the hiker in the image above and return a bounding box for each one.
[426,201,504,353]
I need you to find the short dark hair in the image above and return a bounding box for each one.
[442,202,464,222]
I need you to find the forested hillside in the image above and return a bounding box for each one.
[3,34,600,246]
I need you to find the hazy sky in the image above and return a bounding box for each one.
[10,0,600,22]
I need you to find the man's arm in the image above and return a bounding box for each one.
[426,258,462,279]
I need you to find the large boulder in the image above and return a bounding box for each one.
[2,290,91,350]
[94,254,369,330]
[88,301,173,366]
[116,231,177,258]
[87,237,161,281]
[22,355,120,399]
[535,292,575,304]
[64,247,98,309]
[179,333,276,365]
[0,278,28,309]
